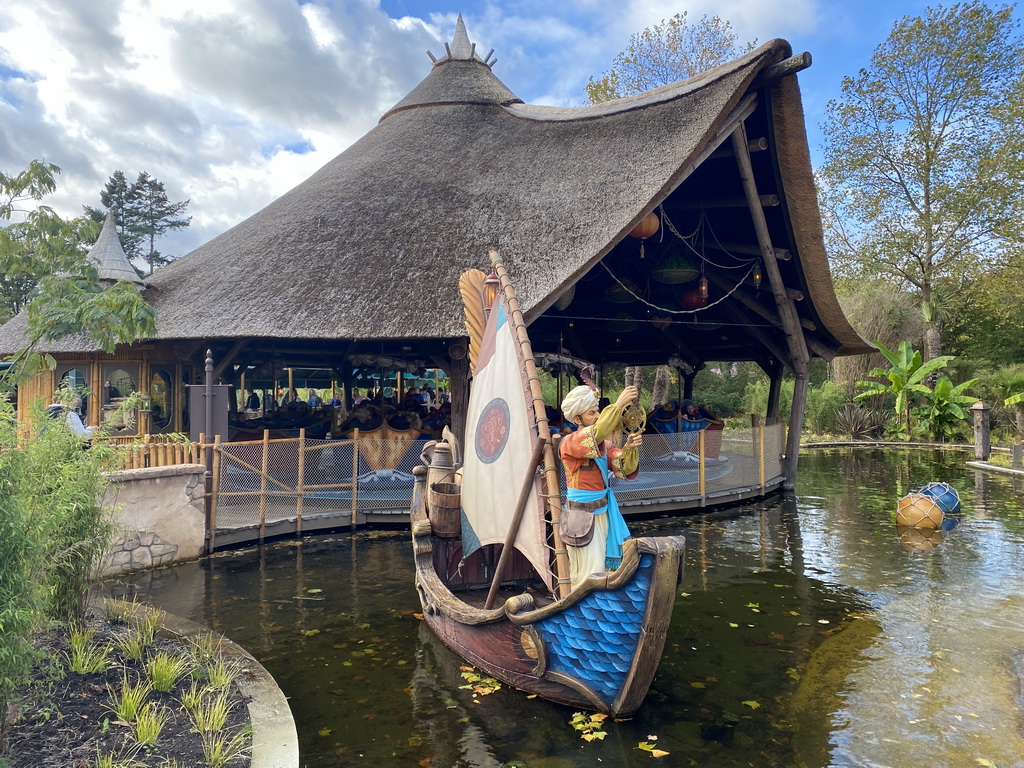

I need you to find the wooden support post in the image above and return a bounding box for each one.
[698,430,706,505]
[259,430,270,544]
[296,428,305,536]
[765,362,783,425]
[759,425,766,489]
[210,435,221,552]
[971,401,991,461]
[730,123,811,490]
[351,429,360,529]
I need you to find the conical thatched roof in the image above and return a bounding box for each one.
[0,22,869,367]
[90,211,145,287]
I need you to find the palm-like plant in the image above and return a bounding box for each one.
[915,375,977,441]
[988,365,1024,441]
[855,340,955,440]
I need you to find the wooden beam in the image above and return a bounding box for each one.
[705,240,792,261]
[707,136,768,161]
[676,194,779,209]
[755,52,812,85]
[730,122,810,490]
[786,288,804,302]
[211,338,249,382]
[728,304,793,371]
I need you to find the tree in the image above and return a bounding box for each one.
[84,170,191,275]
[586,12,757,103]
[0,161,157,388]
[821,2,1024,363]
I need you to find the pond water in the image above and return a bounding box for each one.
[109,448,1024,767]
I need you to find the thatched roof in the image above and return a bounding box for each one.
[0,20,868,369]
[91,211,145,287]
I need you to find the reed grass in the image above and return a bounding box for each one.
[106,671,151,723]
[187,691,232,733]
[144,650,191,692]
[200,727,252,768]
[132,701,168,746]
[67,627,113,675]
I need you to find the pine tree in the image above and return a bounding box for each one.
[84,171,191,275]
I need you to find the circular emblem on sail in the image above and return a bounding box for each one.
[475,398,510,464]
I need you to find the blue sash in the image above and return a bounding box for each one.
[565,455,631,569]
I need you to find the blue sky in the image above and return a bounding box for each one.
[0,0,1010,258]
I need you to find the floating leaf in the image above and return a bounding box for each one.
[304,629,320,636]
[690,682,705,689]
[975,760,996,767]
[728,622,739,628]
[742,700,761,709]
[307,588,324,594]
[318,727,332,737]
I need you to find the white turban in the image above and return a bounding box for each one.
[561,385,599,422]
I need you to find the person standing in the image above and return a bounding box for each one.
[558,384,641,590]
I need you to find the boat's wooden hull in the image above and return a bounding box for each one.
[410,469,684,716]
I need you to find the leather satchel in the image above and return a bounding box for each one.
[559,498,605,547]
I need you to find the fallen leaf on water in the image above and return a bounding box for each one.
[318,728,332,737]
[742,700,761,709]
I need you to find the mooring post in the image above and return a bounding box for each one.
[971,401,991,461]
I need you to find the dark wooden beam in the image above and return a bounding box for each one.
[705,240,792,261]
[707,136,768,161]
[676,194,779,209]
[756,52,812,85]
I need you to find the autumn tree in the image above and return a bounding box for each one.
[586,12,757,103]
[85,170,191,275]
[820,2,1024,364]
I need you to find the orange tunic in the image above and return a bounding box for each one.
[560,404,639,489]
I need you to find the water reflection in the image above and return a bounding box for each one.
[109,448,1024,767]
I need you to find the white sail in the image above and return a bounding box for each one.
[459,294,551,589]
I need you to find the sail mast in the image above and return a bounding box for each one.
[488,250,571,598]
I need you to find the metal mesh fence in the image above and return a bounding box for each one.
[211,424,787,535]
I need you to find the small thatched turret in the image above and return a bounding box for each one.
[89,211,145,288]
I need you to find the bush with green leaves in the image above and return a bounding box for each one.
[0,389,128,746]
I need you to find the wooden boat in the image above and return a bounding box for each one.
[409,251,685,716]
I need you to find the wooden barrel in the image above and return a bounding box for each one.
[428,481,461,537]
[896,493,943,529]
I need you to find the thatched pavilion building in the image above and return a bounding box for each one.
[0,18,868,489]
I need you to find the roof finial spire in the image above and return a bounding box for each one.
[426,14,497,68]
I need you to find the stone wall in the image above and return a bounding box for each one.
[101,464,206,576]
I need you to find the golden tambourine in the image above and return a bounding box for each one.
[621,402,646,435]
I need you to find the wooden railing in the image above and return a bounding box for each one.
[97,434,201,470]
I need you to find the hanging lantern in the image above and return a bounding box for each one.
[753,261,763,289]
[482,272,500,310]
[607,312,639,333]
[605,279,638,304]
[554,284,575,311]
[652,314,672,330]
[680,287,707,310]
[629,212,660,239]
[698,274,709,300]
[652,253,699,284]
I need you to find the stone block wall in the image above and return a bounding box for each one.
[101,464,206,576]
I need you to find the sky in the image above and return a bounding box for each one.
[0,0,974,260]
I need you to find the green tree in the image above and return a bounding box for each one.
[820,2,1024,364]
[85,170,191,275]
[586,12,757,103]
[0,161,157,388]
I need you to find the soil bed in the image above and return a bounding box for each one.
[4,610,251,768]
